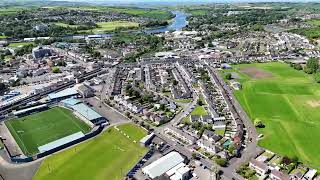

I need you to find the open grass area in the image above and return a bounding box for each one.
[0,35,7,39]
[117,123,147,141]
[224,62,320,169]
[8,42,34,48]
[191,106,208,116]
[34,124,148,180]
[175,99,192,103]
[54,22,80,28]
[84,21,139,33]
[5,107,91,156]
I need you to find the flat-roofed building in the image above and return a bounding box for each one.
[142,151,184,179]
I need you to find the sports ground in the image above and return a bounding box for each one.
[223,62,320,168]
[5,107,91,156]
[34,123,147,180]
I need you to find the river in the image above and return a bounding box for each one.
[144,11,188,33]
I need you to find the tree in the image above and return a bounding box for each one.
[225,73,232,80]
[304,67,313,74]
[197,99,204,106]
[172,79,178,86]
[52,67,60,73]
[254,119,265,128]
[281,156,292,165]
[215,157,227,167]
[192,152,197,159]
[306,58,319,74]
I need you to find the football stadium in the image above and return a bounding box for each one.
[1,87,107,161]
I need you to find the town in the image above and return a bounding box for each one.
[0,1,319,180]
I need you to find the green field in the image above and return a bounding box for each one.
[225,62,320,169]
[117,123,147,141]
[8,42,34,48]
[85,21,139,33]
[5,107,91,156]
[54,22,80,28]
[34,123,148,180]
[191,106,208,116]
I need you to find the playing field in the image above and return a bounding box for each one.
[5,107,91,156]
[224,62,320,168]
[34,123,147,180]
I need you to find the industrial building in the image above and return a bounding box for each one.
[142,151,190,180]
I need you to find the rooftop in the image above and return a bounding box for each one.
[48,88,78,100]
[71,103,102,121]
[142,151,184,179]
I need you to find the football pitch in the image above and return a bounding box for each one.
[34,123,148,180]
[5,107,91,156]
[224,62,320,169]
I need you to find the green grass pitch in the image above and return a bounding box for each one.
[224,62,320,169]
[5,107,91,156]
[34,123,147,180]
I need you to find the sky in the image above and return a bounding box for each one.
[50,0,320,3]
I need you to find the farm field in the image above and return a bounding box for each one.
[5,107,91,156]
[84,21,139,33]
[222,62,320,169]
[34,123,148,180]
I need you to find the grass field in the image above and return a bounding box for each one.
[8,42,34,48]
[5,107,91,156]
[34,123,148,180]
[224,62,320,169]
[54,22,80,28]
[85,21,139,33]
[191,106,208,116]
[117,123,147,141]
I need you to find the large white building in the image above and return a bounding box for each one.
[142,151,190,179]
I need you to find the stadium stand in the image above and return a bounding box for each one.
[13,104,48,117]
[71,103,106,125]
[48,88,79,102]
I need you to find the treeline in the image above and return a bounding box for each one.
[289,58,320,83]
[143,20,169,28]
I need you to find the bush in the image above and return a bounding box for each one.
[225,73,232,80]
[293,64,302,70]
[215,157,228,167]
[51,67,60,73]
[304,67,313,74]
[254,119,265,128]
